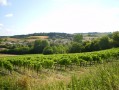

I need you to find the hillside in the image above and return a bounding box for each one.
[9,32,73,39]
[0,32,111,43]
[0,48,119,90]
[0,32,111,39]
[0,31,118,55]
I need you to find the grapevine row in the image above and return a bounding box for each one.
[0,48,119,74]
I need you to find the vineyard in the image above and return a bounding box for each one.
[0,48,119,74]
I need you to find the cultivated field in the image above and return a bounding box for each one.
[0,48,119,90]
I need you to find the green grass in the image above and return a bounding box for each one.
[0,48,119,90]
[40,61,119,90]
[0,61,119,90]
[69,62,119,90]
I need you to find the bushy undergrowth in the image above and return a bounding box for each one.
[40,61,119,90]
[0,75,30,90]
[69,62,119,90]
[0,61,119,90]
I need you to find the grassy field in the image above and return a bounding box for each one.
[40,61,119,90]
[0,54,17,57]
[0,48,119,90]
[1,36,49,43]
[0,60,119,90]
[27,36,49,39]
[26,36,49,42]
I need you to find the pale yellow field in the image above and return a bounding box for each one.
[27,36,49,39]
[4,38,21,42]
[0,54,17,57]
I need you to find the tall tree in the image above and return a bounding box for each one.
[43,46,53,55]
[112,31,119,47]
[99,36,110,50]
[33,40,49,53]
[69,42,82,53]
[73,34,83,43]
[0,38,3,44]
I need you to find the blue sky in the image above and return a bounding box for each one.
[0,0,119,36]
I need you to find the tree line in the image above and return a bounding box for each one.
[0,31,119,55]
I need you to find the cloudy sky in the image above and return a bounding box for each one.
[0,0,119,36]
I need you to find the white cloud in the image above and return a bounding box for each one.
[5,13,13,18]
[23,4,119,34]
[0,23,4,30]
[0,0,8,6]
[0,29,14,36]
[0,24,14,36]
[0,23,3,26]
